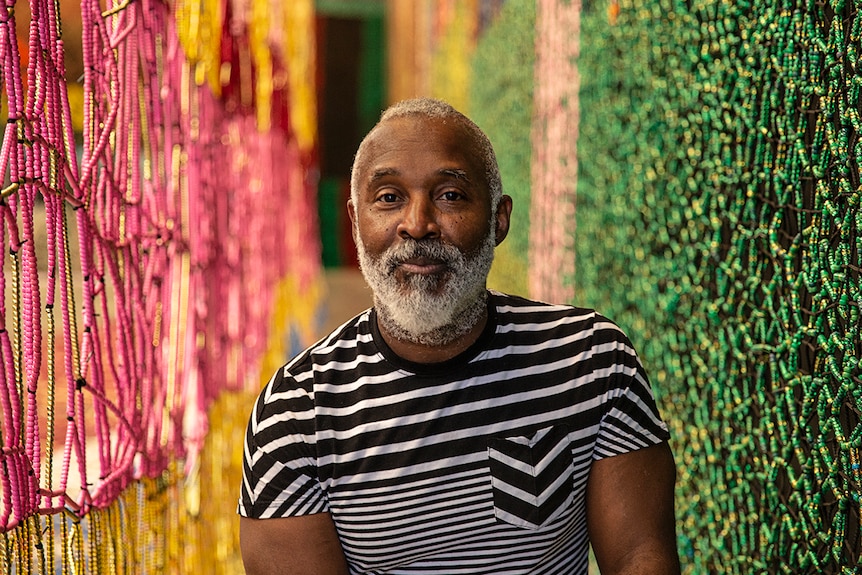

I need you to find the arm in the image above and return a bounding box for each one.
[586,442,680,575]
[240,512,350,575]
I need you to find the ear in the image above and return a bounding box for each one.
[347,198,358,243]
[494,195,513,245]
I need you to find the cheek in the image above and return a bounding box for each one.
[448,230,490,257]
[356,217,397,254]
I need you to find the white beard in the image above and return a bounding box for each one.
[356,228,496,347]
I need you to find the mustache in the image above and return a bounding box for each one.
[383,239,463,272]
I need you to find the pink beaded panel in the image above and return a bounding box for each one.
[0,0,320,536]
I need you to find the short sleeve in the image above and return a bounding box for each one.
[237,367,329,519]
[591,318,670,460]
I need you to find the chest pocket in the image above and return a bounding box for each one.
[488,425,574,530]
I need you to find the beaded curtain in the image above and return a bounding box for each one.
[578,0,860,572]
[0,0,319,572]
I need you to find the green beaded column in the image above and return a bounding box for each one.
[471,0,536,297]
[578,0,861,573]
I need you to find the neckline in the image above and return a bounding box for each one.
[369,293,498,376]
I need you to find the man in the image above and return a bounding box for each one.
[239,98,680,574]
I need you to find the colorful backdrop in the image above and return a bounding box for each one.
[0,1,859,574]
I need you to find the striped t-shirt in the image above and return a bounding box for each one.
[239,291,670,574]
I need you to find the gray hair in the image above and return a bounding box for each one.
[350,98,503,211]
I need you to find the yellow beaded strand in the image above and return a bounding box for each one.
[283,0,317,153]
[174,0,223,93]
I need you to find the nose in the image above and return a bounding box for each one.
[397,196,441,240]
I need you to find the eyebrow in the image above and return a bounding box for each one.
[440,168,471,182]
[368,168,399,184]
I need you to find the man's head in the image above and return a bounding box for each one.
[348,98,512,348]
[350,98,504,213]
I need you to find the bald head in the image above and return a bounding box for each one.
[350,98,503,211]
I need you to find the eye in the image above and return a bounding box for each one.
[440,190,463,201]
[376,192,400,203]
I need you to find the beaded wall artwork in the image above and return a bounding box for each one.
[578,0,861,572]
[2,0,858,573]
[428,0,479,113]
[0,0,319,572]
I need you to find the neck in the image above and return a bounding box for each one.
[378,307,489,364]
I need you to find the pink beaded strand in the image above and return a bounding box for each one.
[529,0,580,304]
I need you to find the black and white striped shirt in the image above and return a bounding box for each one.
[239,292,670,574]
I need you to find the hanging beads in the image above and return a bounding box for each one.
[579,0,862,571]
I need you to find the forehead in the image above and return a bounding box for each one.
[357,116,485,182]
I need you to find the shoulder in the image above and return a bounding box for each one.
[281,309,375,379]
[489,291,622,336]
[252,309,374,418]
[487,291,640,364]
[490,290,591,317]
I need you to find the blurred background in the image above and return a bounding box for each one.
[0,0,860,573]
